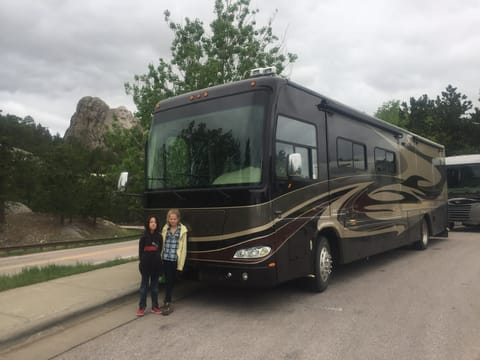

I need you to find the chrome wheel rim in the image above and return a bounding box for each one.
[319,246,332,282]
[421,221,429,247]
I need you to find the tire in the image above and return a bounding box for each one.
[311,236,333,292]
[413,218,429,250]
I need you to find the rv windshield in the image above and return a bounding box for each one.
[447,163,480,195]
[147,91,268,190]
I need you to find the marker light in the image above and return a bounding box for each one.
[249,66,277,78]
[233,246,271,259]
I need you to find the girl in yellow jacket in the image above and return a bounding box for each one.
[160,208,187,315]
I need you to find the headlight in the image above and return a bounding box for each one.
[233,246,271,259]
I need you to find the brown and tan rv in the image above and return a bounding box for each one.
[124,68,448,292]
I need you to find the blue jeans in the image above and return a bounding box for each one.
[139,272,160,309]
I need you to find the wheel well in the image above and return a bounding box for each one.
[316,227,341,264]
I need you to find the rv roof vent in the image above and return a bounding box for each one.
[249,66,277,78]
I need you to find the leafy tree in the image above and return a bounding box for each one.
[0,138,13,225]
[116,0,297,208]
[462,96,480,154]
[0,112,53,222]
[104,122,145,195]
[400,94,435,137]
[77,148,115,225]
[10,150,40,207]
[0,112,60,212]
[125,0,297,128]
[398,85,474,155]
[38,141,88,224]
[432,85,472,155]
[374,100,404,127]
[0,113,53,156]
[169,0,297,93]
[124,60,175,130]
[103,122,145,223]
[1,110,137,225]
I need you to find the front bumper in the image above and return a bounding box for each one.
[192,262,278,287]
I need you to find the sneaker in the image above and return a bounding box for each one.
[161,303,173,316]
[136,308,145,316]
[151,306,162,314]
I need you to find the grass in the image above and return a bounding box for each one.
[0,258,135,292]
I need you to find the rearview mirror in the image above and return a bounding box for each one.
[287,153,302,176]
[117,172,129,192]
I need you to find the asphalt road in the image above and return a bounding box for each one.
[0,240,138,275]
[5,230,480,360]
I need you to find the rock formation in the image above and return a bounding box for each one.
[64,96,140,149]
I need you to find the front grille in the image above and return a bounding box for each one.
[448,204,471,222]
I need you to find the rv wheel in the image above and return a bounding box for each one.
[413,218,429,250]
[312,236,332,292]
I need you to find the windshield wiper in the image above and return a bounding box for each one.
[146,176,168,184]
[172,191,186,201]
[216,188,231,200]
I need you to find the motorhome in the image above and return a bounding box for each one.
[122,68,448,291]
[446,154,480,228]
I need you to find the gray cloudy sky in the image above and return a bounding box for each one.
[1,0,479,136]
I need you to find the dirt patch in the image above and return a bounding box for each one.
[0,212,132,247]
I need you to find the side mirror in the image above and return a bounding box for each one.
[117,172,129,192]
[287,153,302,177]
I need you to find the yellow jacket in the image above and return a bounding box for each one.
[161,223,188,271]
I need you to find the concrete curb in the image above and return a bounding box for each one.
[0,288,137,351]
[0,262,204,353]
[0,262,140,351]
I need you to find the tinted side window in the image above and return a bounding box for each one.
[275,116,318,179]
[337,138,366,170]
[375,147,396,174]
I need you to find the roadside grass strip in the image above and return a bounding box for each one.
[0,258,134,292]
